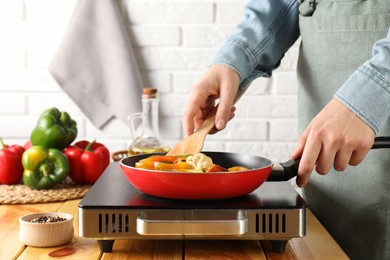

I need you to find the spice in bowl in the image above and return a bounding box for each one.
[29,215,67,223]
[19,212,74,247]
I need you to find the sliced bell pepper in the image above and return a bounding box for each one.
[64,140,110,184]
[228,166,249,172]
[173,161,192,171]
[206,164,228,172]
[22,146,69,190]
[139,155,179,164]
[135,161,155,170]
[154,162,175,171]
[30,107,77,150]
[0,138,25,184]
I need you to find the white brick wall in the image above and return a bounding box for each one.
[0,0,300,163]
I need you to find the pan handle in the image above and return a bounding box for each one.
[371,136,390,149]
[268,158,300,182]
[267,136,389,182]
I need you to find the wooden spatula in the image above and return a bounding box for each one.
[166,87,248,156]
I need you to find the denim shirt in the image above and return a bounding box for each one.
[211,0,390,134]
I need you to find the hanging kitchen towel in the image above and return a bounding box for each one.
[49,0,143,129]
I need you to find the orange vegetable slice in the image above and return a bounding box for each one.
[228,166,249,171]
[140,155,178,164]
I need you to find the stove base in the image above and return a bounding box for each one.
[80,163,306,254]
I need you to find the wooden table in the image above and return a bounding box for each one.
[0,199,349,259]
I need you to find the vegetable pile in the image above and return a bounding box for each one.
[0,107,110,189]
[135,153,249,172]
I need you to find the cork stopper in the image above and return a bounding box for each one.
[143,88,157,94]
[142,88,158,99]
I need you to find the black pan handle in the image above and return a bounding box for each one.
[268,158,300,182]
[372,136,390,149]
[267,136,389,182]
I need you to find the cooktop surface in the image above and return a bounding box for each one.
[79,163,307,210]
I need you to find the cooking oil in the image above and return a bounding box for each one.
[128,145,170,156]
[128,88,169,155]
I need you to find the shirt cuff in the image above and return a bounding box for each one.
[211,41,273,89]
[334,65,390,134]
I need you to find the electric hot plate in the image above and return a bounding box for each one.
[78,162,306,253]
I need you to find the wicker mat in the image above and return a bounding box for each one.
[0,180,91,205]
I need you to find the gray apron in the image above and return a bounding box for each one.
[297,0,390,259]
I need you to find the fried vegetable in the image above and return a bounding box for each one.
[134,153,249,173]
[185,153,213,172]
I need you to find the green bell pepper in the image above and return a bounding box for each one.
[30,107,77,150]
[22,146,69,190]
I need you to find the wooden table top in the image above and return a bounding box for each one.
[0,199,349,259]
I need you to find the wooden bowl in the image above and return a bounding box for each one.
[112,150,129,162]
[19,212,74,247]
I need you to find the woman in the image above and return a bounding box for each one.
[182,0,390,259]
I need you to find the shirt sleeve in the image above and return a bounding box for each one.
[334,28,390,134]
[211,0,300,89]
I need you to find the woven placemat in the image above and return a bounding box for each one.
[0,180,91,205]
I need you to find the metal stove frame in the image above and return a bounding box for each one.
[78,163,306,253]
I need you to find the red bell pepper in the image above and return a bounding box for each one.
[64,140,110,184]
[0,138,25,184]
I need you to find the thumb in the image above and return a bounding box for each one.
[214,88,238,131]
[214,103,230,131]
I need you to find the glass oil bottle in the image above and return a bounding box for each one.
[128,88,169,155]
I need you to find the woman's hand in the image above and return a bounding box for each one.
[290,98,375,187]
[183,64,240,137]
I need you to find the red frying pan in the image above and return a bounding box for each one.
[119,137,389,200]
[120,151,298,200]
